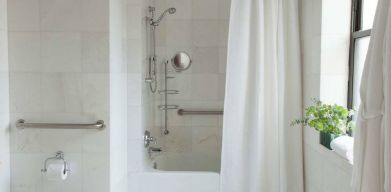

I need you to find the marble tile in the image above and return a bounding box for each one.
[82,153,109,192]
[8,32,41,72]
[190,74,219,101]
[218,19,230,47]
[192,0,219,19]
[192,126,219,154]
[82,73,109,113]
[127,38,142,73]
[192,47,219,74]
[40,0,82,31]
[41,73,83,113]
[166,20,192,47]
[218,47,228,74]
[10,73,42,113]
[218,0,231,19]
[81,0,109,32]
[127,4,143,39]
[162,126,192,153]
[41,32,82,73]
[191,20,219,47]
[11,153,43,192]
[8,0,40,31]
[81,33,109,73]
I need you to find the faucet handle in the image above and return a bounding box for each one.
[144,131,157,147]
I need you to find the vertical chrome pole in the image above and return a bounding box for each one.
[163,60,169,135]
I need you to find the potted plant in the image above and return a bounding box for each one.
[291,99,354,150]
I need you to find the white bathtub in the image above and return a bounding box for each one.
[128,153,220,192]
[152,152,220,172]
[129,171,220,192]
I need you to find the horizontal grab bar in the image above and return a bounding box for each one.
[177,109,224,116]
[16,119,105,130]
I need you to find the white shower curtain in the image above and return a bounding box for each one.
[220,0,304,192]
[352,0,391,191]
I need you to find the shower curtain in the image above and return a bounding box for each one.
[220,0,303,192]
[352,0,391,191]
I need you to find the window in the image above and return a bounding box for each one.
[348,0,379,112]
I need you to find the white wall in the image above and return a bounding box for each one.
[8,0,110,191]
[0,0,10,191]
[300,0,353,191]
[126,0,154,190]
[319,0,351,106]
[148,0,231,172]
[110,0,128,191]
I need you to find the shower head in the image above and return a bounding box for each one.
[167,7,176,14]
[151,7,176,26]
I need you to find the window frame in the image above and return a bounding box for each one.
[347,0,372,109]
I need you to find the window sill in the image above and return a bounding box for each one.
[327,135,354,165]
[304,127,353,170]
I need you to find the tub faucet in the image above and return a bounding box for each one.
[148,147,162,155]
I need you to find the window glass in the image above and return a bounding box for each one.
[352,36,370,113]
[362,0,379,30]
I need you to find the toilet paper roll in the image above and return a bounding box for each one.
[44,162,68,181]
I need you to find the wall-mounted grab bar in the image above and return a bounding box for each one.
[177,109,224,116]
[16,119,105,130]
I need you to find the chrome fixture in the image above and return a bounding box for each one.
[158,60,181,135]
[157,52,192,134]
[177,109,224,115]
[150,7,176,26]
[16,119,105,130]
[41,151,70,174]
[144,130,157,147]
[148,147,162,155]
[145,6,176,93]
[171,52,192,72]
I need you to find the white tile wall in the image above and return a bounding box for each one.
[40,0,82,31]
[110,0,128,191]
[0,0,10,191]
[8,0,111,191]
[126,0,152,188]
[41,32,82,72]
[81,33,109,73]
[7,0,40,31]
[191,20,220,47]
[8,32,41,72]
[81,0,109,32]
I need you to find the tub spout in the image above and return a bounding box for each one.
[148,147,162,155]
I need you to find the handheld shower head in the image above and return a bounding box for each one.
[151,7,176,26]
[168,7,176,14]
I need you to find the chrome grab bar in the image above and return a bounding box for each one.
[16,119,105,130]
[177,109,224,116]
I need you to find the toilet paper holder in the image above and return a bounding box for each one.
[41,151,70,174]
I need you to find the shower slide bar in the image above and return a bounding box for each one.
[15,119,105,130]
[177,109,224,116]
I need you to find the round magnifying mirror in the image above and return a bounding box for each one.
[171,52,192,72]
